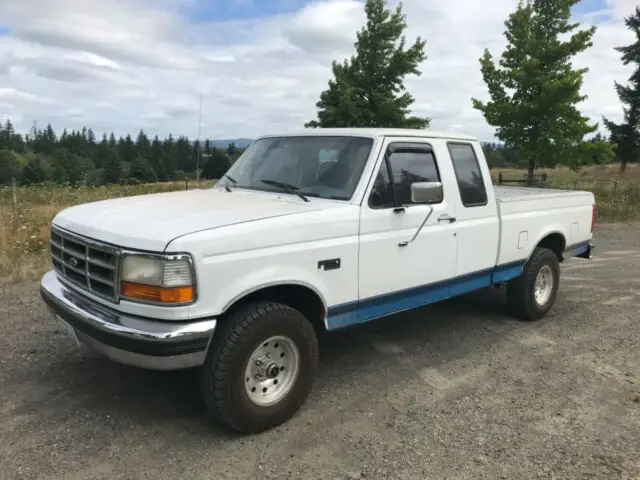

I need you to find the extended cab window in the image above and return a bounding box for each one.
[370,144,441,208]
[447,142,488,207]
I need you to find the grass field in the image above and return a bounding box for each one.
[1,165,638,285]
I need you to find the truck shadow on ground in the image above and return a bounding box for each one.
[32,285,517,438]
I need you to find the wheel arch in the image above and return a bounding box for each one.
[531,230,567,263]
[221,281,329,333]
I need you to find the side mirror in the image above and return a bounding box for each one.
[411,182,443,204]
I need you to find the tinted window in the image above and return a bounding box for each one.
[448,143,488,207]
[370,146,441,208]
[221,136,374,201]
[370,155,394,208]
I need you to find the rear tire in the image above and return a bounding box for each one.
[507,247,560,321]
[198,301,319,434]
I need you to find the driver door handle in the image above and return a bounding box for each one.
[438,213,456,223]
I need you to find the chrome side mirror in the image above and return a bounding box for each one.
[411,182,443,204]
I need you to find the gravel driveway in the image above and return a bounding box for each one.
[1,223,639,480]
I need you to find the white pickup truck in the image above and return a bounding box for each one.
[40,128,595,433]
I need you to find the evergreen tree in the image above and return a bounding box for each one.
[202,148,231,179]
[0,120,15,150]
[119,134,137,164]
[226,142,237,158]
[603,6,640,172]
[0,149,22,184]
[305,0,429,129]
[108,133,117,151]
[135,130,150,159]
[150,135,167,181]
[472,0,612,184]
[95,137,121,184]
[162,134,176,177]
[20,153,54,184]
[130,156,157,182]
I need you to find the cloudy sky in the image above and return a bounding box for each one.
[0,0,636,142]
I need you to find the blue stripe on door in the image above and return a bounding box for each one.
[326,260,525,330]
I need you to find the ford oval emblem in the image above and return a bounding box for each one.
[68,257,79,268]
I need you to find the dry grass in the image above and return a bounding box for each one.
[0,181,214,285]
[491,163,640,184]
[491,164,640,223]
[0,166,637,285]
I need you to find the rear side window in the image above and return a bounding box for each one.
[447,142,488,207]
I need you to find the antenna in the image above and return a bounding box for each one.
[196,92,203,185]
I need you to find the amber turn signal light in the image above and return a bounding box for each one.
[120,281,195,304]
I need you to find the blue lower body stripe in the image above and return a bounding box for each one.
[326,260,525,330]
[564,241,591,259]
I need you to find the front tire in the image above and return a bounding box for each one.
[507,247,560,321]
[198,301,319,434]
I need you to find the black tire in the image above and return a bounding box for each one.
[198,301,319,434]
[507,247,560,321]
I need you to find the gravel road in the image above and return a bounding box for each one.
[1,223,639,480]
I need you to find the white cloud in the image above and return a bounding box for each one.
[0,0,636,142]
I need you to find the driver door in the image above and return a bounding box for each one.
[357,138,458,322]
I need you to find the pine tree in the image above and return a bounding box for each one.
[202,148,231,179]
[119,134,136,164]
[305,0,429,129]
[135,130,151,160]
[108,133,117,151]
[162,134,176,178]
[0,120,14,150]
[472,0,612,184]
[603,6,640,172]
[226,142,237,158]
[150,135,167,181]
[102,147,121,185]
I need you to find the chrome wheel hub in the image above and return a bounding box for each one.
[244,335,300,407]
[534,265,554,306]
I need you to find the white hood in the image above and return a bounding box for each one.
[52,188,326,251]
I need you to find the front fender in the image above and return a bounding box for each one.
[213,265,332,317]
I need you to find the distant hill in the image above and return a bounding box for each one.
[209,138,253,148]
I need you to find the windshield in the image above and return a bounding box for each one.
[218,135,375,201]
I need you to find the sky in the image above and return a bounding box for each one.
[0,0,637,142]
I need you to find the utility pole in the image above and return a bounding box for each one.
[196,92,203,185]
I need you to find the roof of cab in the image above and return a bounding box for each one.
[257,127,478,142]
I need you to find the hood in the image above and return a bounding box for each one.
[52,188,326,251]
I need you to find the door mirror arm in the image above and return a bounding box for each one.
[398,205,434,247]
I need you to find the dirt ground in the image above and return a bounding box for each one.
[1,223,639,480]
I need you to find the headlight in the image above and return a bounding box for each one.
[119,254,196,305]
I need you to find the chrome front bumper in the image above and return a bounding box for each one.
[40,270,217,371]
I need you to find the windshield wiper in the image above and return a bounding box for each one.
[222,174,237,192]
[260,179,309,202]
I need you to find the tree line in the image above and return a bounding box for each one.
[0,115,539,187]
[0,122,245,186]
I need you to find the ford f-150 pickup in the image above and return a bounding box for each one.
[40,128,595,433]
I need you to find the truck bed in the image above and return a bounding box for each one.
[493,185,595,268]
[494,185,592,203]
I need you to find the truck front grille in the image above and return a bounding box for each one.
[50,227,121,302]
